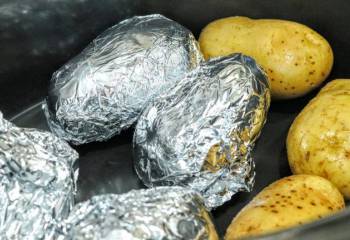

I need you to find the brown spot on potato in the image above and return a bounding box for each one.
[310,201,316,206]
[322,170,329,178]
[271,210,279,213]
[305,151,310,161]
[247,226,255,232]
[318,161,324,166]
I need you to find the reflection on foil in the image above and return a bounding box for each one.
[58,187,218,240]
[43,14,202,145]
[0,111,79,239]
[134,53,270,208]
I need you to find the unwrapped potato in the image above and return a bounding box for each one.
[225,175,344,240]
[287,79,350,198]
[199,16,333,99]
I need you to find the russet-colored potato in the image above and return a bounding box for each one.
[199,16,333,99]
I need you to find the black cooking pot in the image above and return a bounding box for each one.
[1,0,350,239]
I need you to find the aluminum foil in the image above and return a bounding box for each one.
[134,53,270,208]
[43,14,203,145]
[0,111,79,240]
[57,187,218,240]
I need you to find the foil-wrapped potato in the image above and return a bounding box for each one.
[0,111,79,239]
[58,187,218,240]
[287,79,350,199]
[43,14,203,145]
[225,175,345,240]
[134,53,270,208]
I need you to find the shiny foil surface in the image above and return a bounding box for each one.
[43,14,203,145]
[134,53,270,208]
[58,187,218,240]
[0,111,79,239]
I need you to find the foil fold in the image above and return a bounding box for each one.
[57,187,218,240]
[0,111,79,239]
[133,53,270,208]
[43,14,203,145]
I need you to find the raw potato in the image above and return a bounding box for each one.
[287,79,350,198]
[225,175,344,240]
[201,209,220,240]
[199,16,333,99]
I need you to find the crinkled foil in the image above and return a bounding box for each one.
[0,111,79,239]
[57,187,218,240]
[133,53,270,208]
[43,14,203,145]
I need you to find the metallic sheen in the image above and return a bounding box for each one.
[43,14,202,145]
[134,54,270,208]
[58,187,218,240]
[0,111,79,240]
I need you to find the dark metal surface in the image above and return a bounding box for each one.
[2,0,350,239]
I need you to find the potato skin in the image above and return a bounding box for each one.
[225,175,344,240]
[287,79,350,198]
[199,16,333,99]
